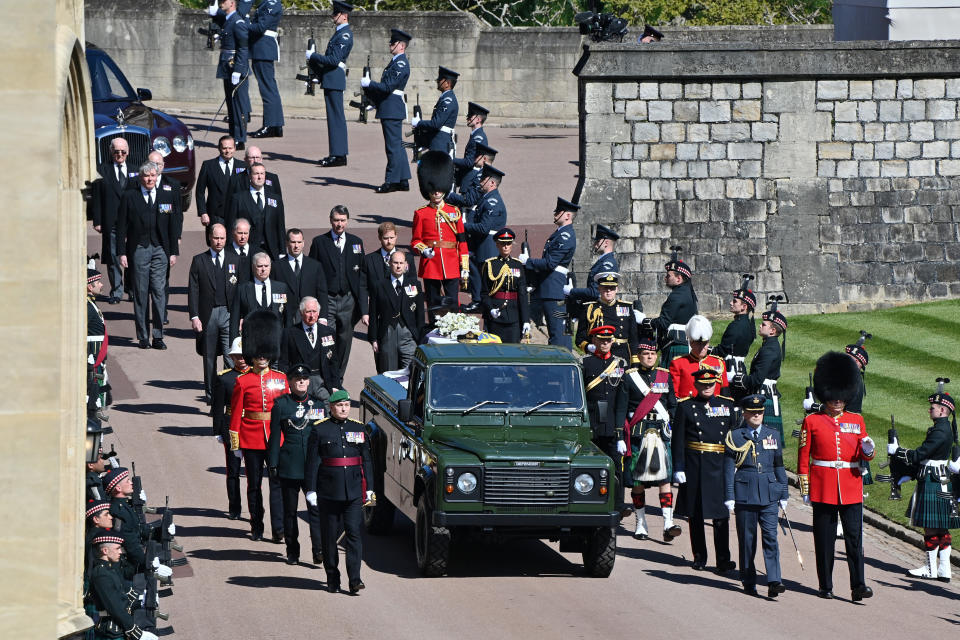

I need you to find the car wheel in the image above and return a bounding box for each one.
[415,499,450,577]
[582,526,616,577]
[363,488,395,535]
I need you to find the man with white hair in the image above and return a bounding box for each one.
[669,315,727,400]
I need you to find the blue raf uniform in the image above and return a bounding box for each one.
[365,29,411,187]
[723,395,789,596]
[215,7,250,144]
[309,10,353,158]
[247,0,284,133]
[524,198,577,348]
[447,142,496,211]
[464,166,507,304]
[414,66,459,154]
[453,102,489,178]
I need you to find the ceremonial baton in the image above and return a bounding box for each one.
[779,504,804,570]
[202,74,250,141]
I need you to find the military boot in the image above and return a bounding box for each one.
[938,546,952,583]
[907,550,938,578]
[634,510,649,540]
[662,507,682,541]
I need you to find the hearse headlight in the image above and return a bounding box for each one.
[574,473,595,494]
[457,472,478,494]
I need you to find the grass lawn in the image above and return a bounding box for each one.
[713,298,960,530]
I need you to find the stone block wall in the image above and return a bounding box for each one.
[574,39,960,314]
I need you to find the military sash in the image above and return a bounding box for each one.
[625,368,670,427]
[585,357,623,392]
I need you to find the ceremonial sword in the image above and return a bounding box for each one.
[779,504,804,571]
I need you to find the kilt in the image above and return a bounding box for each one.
[907,466,960,529]
[661,343,689,369]
[627,426,672,487]
[762,394,784,444]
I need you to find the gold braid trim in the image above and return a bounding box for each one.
[724,431,757,469]
[485,259,511,295]
[586,303,604,332]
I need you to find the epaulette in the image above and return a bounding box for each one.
[484,256,496,263]
[656,366,669,372]
[671,354,685,362]
[717,395,734,401]
[678,396,691,402]
[218,368,232,375]
[624,367,638,375]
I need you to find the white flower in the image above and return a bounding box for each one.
[435,313,480,337]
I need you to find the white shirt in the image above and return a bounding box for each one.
[303,322,316,345]
[254,278,271,305]
[115,163,126,180]
[391,275,403,290]
[141,187,156,203]
[332,231,345,251]
[210,248,224,265]
[288,254,302,270]
[219,157,232,175]
[250,187,265,205]
[232,242,248,256]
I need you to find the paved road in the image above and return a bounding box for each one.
[90,111,960,639]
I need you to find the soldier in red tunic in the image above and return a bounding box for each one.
[669,314,727,400]
[229,309,290,542]
[798,351,877,602]
[411,151,468,310]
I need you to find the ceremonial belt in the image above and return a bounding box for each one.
[440,126,455,134]
[493,292,517,300]
[392,89,405,97]
[225,408,232,416]
[430,240,458,249]
[554,265,570,275]
[337,61,347,70]
[322,456,362,467]
[585,357,621,392]
[626,369,670,427]
[686,441,725,453]
[87,335,105,342]
[667,323,686,333]
[811,459,858,469]
[264,30,278,38]
[245,411,271,420]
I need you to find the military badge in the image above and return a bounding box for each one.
[404,285,417,297]
[617,306,630,317]
[162,184,172,191]
[267,198,277,207]
[321,335,334,347]
[510,268,521,277]
[352,244,362,254]
[651,382,669,394]
[763,436,777,449]
[272,293,287,304]
[159,204,172,213]
[295,403,305,418]
[839,422,861,434]
[345,431,365,443]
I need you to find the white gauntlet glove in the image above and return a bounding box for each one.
[139,489,147,503]
[421,247,435,259]
[562,283,573,295]
[233,449,242,459]
[489,308,501,319]
[724,500,735,512]
[152,557,173,579]
[207,2,219,16]
[410,115,421,128]
[950,456,960,474]
[231,72,241,85]
[586,344,596,353]
[673,471,686,484]
[360,75,371,88]
[168,523,176,536]
[861,436,875,457]
[633,310,645,324]
[779,499,789,511]
[522,322,531,335]
[888,437,900,455]
[460,269,469,281]
[306,491,318,507]
[802,397,814,411]
[518,251,529,265]
[616,440,627,455]
[305,48,314,61]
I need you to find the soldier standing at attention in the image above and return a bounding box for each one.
[361,28,412,193]
[461,164,507,313]
[412,66,460,155]
[797,351,876,601]
[479,228,530,343]
[211,338,248,520]
[209,0,250,149]
[306,389,375,595]
[669,315,727,400]
[724,394,789,598]
[712,274,756,382]
[565,224,620,323]
[247,0,284,138]
[576,272,638,365]
[307,1,354,166]
[636,246,698,366]
[452,102,489,181]
[730,298,787,440]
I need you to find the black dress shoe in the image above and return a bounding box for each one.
[138,339,150,349]
[817,589,834,599]
[851,585,873,602]
[717,560,736,573]
[396,180,410,191]
[319,156,347,167]
[251,126,283,138]
[327,583,340,593]
[226,512,240,520]
[375,182,398,194]
[235,142,245,151]
[692,559,705,571]
[271,532,284,544]
[251,530,263,542]
[285,556,299,565]
[461,301,482,314]
[768,582,786,598]
[108,297,121,305]
[743,584,758,596]
[618,506,635,519]
[349,580,365,594]
[151,339,167,350]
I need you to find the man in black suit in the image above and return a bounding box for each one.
[273,228,329,325]
[363,221,412,298]
[368,252,425,373]
[91,137,134,304]
[196,135,239,227]
[230,251,292,341]
[229,217,253,283]
[308,204,368,382]
[148,150,184,326]
[188,223,241,403]
[222,145,283,215]
[278,296,340,403]
[116,161,182,349]
[225,162,285,260]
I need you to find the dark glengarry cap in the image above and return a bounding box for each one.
[102,467,130,493]
[637,333,658,351]
[741,394,765,412]
[288,363,311,379]
[589,325,617,338]
[417,150,455,200]
[467,102,489,117]
[86,500,111,520]
[390,29,412,44]
[329,389,351,404]
[593,224,620,242]
[930,392,955,412]
[90,528,125,546]
[554,197,580,213]
[481,164,504,180]
[761,308,788,332]
[845,344,869,368]
[693,367,722,384]
[665,245,692,279]
[732,273,756,310]
[475,143,497,158]
[437,66,460,81]
[594,272,620,287]
[813,351,861,404]
[494,228,516,243]
[87,268,103,284]
[332,0,354,13]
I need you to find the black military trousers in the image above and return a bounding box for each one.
[688,501,731,567]
[424,279,460,318]
[279,477,324,560]
[320,497,363,588]
[486,319,521,344]
[241,449,283,537]
[222,441,242,518]
[812,501,865,592]
[735,503,781,586]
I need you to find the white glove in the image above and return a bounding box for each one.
[616,440,627,455]
[562,283,573,295]
[305,48,314,61]
[726,370,735,383]
[802,397,814,411]
[152,558,173,579]
[421,247,435,259]
[365,490,374,502]
[517,251,529,265]
[139,592,146,605]
[490,308,501,319]
[724,500,735,512]
[141,632,160,640]
[231,72,240,85]
[216,435,224,444]
[633,310,645,324]
[306,491,318,507]
[860,436,875,457]
[802,494,811,505]
[360,75,371,88]
[139,489,147,503]
[949,457,960,474]
[586,344,596,353]
[411,115,421,127]
[168,523,176,536]
[779,499,789,511]
[522,323,531,335]
[673,471,686,484]
[233,449,242,459]
[207,3,218,16]
[888,442,899,455]
[460,269,469,281]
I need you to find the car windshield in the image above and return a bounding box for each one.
[86,50,137,102]
[428,364,584,411]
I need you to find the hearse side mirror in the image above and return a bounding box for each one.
[398,399,412,423]
[137,88,153,101]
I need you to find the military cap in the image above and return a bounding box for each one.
[86,500,112,520]
[740,394,766,412]
[589,325,617,338]
[102,467,130,494]
[686,315,713,342]
[389,29,412,44]
[287,363,311,379]
[693,367,721,385]
[640,24,664,41]
[228,336,243,356]
[930,391,955,412]
[332,0,354,13]
[594,272,620,287]
[761,308,788,332]
[436,66,460,81]
[90,528,125,546]
[417,150,454,200]
[427,296,457,313]
[813,351,861,403]
[732,274,756,310]
[87,268,103,284]
[467,102,489,118]
[242,309,282,362]
[665,245,692,278]
[494,228,516,243]
[637,333,657,352]
[475,143,498,159]
[594,224,620,242]
[554,197,580,213]
[845,344,869,369]
[329,389,351,404]
[481,164,504,181]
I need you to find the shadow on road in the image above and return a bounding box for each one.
[190,548,283,564]
[114,403,205,416]
[877,577,960,600]
[304,176,380,190]
[353,213,413,229]
[176,523,247,539]
[644,568,738,590]
[617,545,687,568]
[145,379,204,391]
[159,425,211,437]
[263,151,320,166]
[227,575,327,590]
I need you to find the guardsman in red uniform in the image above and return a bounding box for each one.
[797,351,876,602]
[230,309,290,542]
[670,314,726,399]
[411,151,468,310]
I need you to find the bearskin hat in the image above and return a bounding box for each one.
[242,309,282,362]
[685,314,713,342]
[418,150,455,200]
[813,351,861,403]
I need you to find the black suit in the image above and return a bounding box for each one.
[196,156,239,224]
[228,243,253,283]
[279,323,341,400]
[230,278,292,341]
[368,274,425,373]
[91,161,135,299]
[309,231,368,382]
[188,249,241,397]
[223,168,282,216]
[225,187,286,260]
[273,255,330,324]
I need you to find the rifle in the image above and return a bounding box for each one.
[563,261,577,335]
[521,229,531,257]
[197,1,222,51]
[295,32,321,96]
[143,540,170,624]
[348,55,373,123]
[129,462,152,541]
[101,443,119,469]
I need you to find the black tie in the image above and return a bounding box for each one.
[256,192,264,211]
[215,253,222,270]
[294,258,300,275]
[395,279,402,297]
[260,283,268,308]
[753,430,760,442]
[223,160,230,176]
[308,326,315,347]
[148,191,154,208]
[117,164,126,188]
